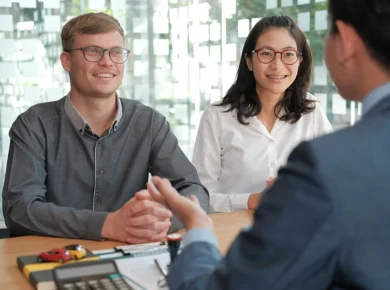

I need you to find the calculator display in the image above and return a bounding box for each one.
[56,262,117,279]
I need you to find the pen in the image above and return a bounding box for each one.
[154,259,167,278]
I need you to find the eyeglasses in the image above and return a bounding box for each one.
[64,46,131,64]
[249,48,302,65]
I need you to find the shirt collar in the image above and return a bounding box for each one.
[64,93,123,135]
[362,82,390,117]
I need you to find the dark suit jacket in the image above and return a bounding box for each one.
[168,94,390,290]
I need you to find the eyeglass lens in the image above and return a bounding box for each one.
[256,48,299,64]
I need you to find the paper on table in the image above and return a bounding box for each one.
[116,251,170,290]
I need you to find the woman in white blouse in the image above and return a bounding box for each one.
[192,16,333,213]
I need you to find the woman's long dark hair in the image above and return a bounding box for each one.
[218,15,315,125]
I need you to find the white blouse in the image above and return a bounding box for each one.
[192,93,333,213]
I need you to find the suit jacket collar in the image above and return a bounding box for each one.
[363,93,390,119]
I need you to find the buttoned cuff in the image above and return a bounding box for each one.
[183,228,218,248]
[230,193,252,210]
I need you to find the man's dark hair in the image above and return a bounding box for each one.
[328,0,390,69]
[218,15,314,125]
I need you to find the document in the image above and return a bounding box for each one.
[94,244,171,290]
[116,252,170,290]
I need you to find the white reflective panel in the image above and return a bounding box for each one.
[223,44,236,62]
[314,66,328,86]
[154,84,171,100]
[20,62,39,78]
[178,6,188,19]
[134,84,149,103]
[315,93,327,112]
[357,102,362,116]
[222,65,237,93]
[315,10,328,30]
[44,15,61,32]
[198,3,210,23]
[113,10,126,34]
[266,0,277,9]
[169,8,178,24]
[154,0,168,12]
[200,64,218,87]
[89,0,105,10]
[223,0,236,16]
[111,0,126,10]
[281,0,293,7]
[24,86,41,104]
[16,21,34,31]
[133,60,148,77]
[155,105,170,118]
[133,18,147,33]
[0,15,13,32]
[210,45,221,62]
[173,104,188,122]
[209,23,220,41]
[20,0,36,8]
[153,39,169,55]
[0,0,11,7]
[155,68,168,83]
[0,39,14,58]
[2,128,10,154]
[199,24,209,42]
[332,94,347,115]
[0,63,17,78]
[133,39,148,55]
[238,19,249,38]
[210,88,221,103]
[43,0,60,9]
[298,12,310,32]
[1,107,19,128]
[198,46,209,62]
[172,124,189,141]
[154,17,169,34]
[251,18,261,28]
[173,84,187,99]
[46,87,64,102]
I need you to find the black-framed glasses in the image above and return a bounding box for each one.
[64,46,131,64]
[249,48,302,65]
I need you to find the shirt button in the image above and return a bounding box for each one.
[98,169,104,174]
[270,162,276,168]
[97,140,101,145]
[95,197,102,204]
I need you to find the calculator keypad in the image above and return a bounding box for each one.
[61,275,134,290]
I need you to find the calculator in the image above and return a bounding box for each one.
[53,259,135,290]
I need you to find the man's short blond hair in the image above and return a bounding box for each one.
[61,12,124,50]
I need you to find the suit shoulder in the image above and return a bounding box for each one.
[308,117,385,158]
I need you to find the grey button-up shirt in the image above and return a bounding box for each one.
[2,96,209,240]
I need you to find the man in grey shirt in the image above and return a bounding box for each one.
[2,12,209,243]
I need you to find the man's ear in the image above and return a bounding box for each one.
[245,54,253,71]
[335,20,363,64]
[60,52,71,72]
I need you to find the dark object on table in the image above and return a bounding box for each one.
[167,233,182,264]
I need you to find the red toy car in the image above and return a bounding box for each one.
[37,248,72,263]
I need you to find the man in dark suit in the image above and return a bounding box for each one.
[147,0,390,289]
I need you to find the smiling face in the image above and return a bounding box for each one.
[246,28,301,98]
[60,31,125,100]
